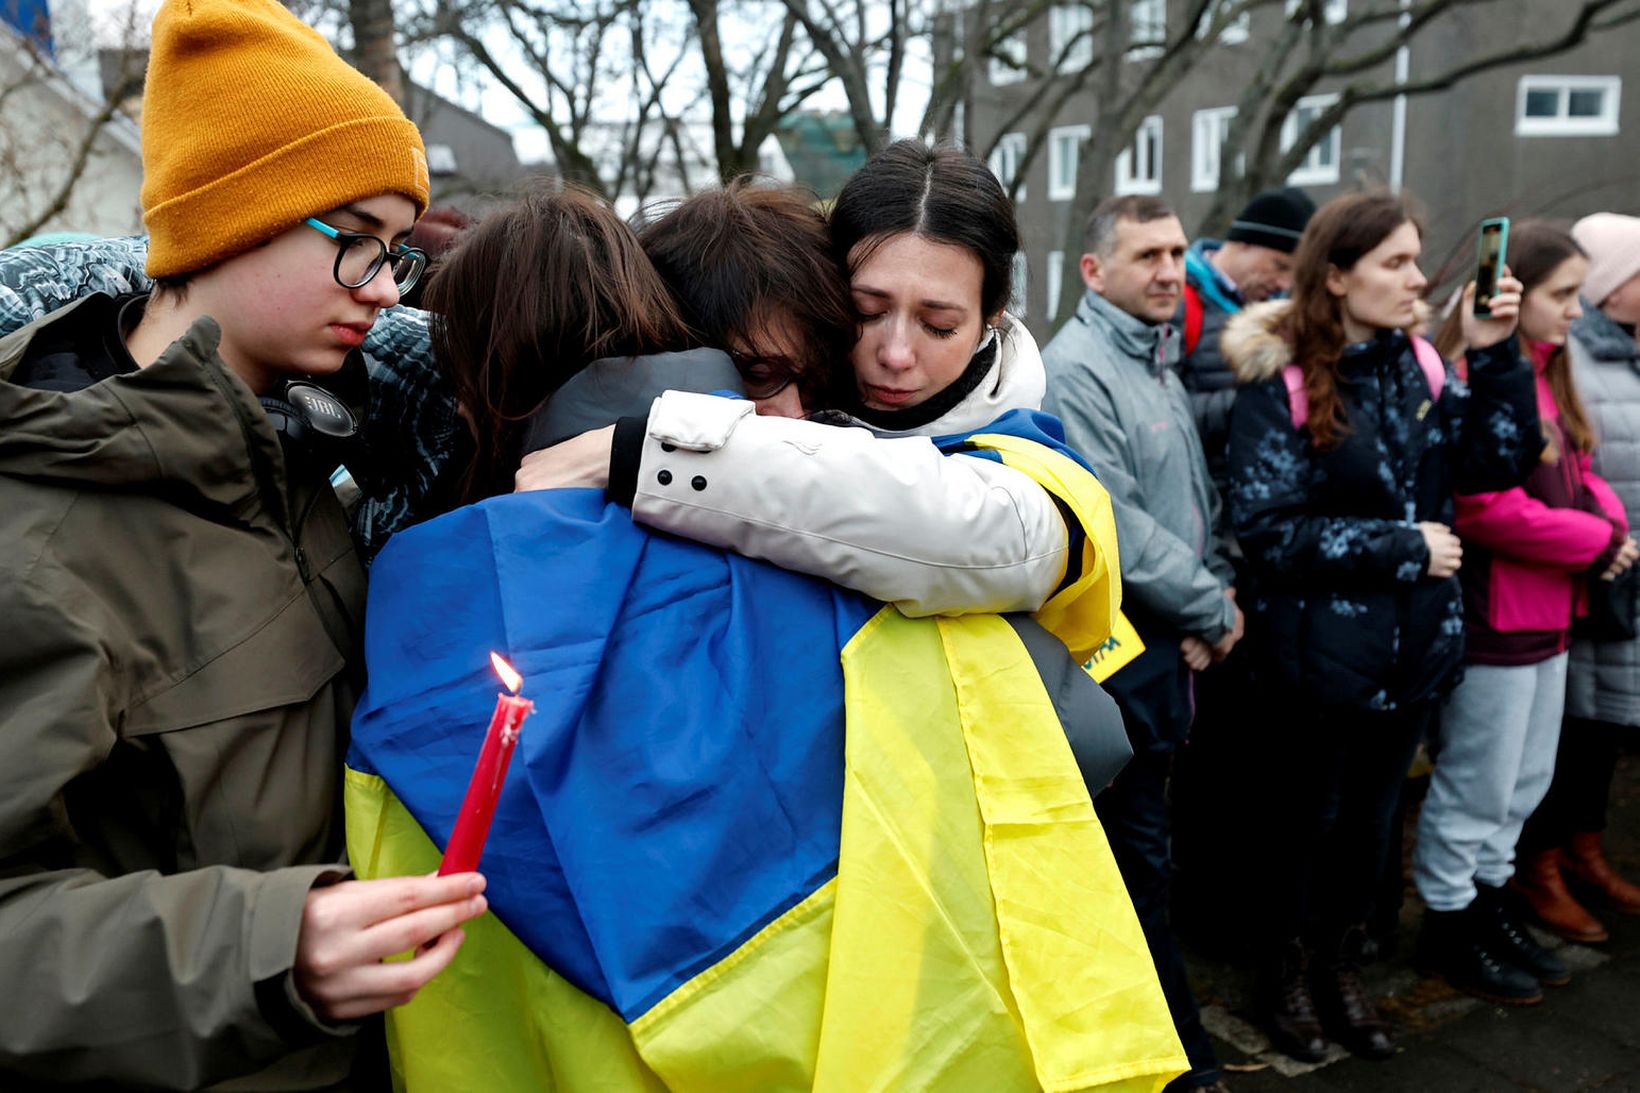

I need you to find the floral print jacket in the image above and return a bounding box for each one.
[1224,300,1539,711]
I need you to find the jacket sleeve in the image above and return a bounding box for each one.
[1229,375,1430,586]
[0,237,152,330]
[1453,487,1617,568]
[1448,338,1542,494]
[1581,455,1631,534]
[352,306,456,555]
[1190,386,1237,467]
[1052,376,1234,641]
[625,391,1071,617]
[0,568,345,1089]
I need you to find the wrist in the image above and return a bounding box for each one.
[608,417,646,506]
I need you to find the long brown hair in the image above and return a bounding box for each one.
[1508,220,1595,459]
[426,183,691,504]
[1288,193,1424,451]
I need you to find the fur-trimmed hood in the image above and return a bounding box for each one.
[1220,298,1293,385]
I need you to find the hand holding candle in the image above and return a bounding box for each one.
[439,652,534,875]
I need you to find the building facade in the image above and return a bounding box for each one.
[964,1,1640,331]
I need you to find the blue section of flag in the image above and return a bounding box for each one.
[350,489,878,1019]
[935,407,1095,474]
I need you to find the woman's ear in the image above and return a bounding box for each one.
[978,310,1005,348]
[1324,264,1348,299]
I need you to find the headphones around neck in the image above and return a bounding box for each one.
[259,380,371,487]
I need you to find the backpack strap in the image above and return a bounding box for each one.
[1281,363,1308,431]
[1411,335,1446,400]
[1182,282,1204,357]
[1282,337,1447,436]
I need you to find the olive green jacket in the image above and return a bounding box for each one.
[0,299,366,1088]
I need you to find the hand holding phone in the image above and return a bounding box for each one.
[1472,217,1510,317]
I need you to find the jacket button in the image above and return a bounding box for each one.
[691,475,707,491]
[661,443,676,453]
[657,470,672,485]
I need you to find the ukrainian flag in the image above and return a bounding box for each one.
[345,411,1184,1092]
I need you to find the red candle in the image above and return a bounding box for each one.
[439,652,534,875]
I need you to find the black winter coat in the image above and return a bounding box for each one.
[1224,301,1539,711]
[1171,242,1242,501]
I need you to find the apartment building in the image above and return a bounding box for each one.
[964,1,1640,329]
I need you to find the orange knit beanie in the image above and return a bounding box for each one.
[141,0,430,277]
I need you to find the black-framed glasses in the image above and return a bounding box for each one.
[726,347,804,400]
[305,217,428,294]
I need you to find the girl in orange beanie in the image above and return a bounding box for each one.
[0,0,484,1087]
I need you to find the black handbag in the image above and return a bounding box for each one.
[1578,563,1639,642]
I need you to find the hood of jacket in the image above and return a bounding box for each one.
[1185,239,1243,315]
[0,295,288,514]
[1220,298,1294,384]
[1573,300,1640,363]
[840,314,1046,439]
[524,347,744,452]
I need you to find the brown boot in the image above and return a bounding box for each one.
[1562,832,1640,915]
[1512,848,1608,943]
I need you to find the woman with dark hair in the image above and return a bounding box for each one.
[829,139,1041,435]
[1223,193,1537,1061]
[1413,222,1634,1003]
[634,178,856,418]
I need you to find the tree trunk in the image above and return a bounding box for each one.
[350,0,404,104]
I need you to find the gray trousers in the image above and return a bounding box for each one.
[1413,653,1569,912]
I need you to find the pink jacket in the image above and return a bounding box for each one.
[1455,348,1628,638]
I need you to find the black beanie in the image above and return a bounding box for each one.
[1226,187,1316,254]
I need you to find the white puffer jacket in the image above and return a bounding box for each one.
[629,316,1074,617]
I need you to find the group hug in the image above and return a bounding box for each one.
[2,0,1639,1090]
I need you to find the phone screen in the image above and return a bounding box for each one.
[1474,220,1507,315]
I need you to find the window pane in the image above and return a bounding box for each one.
[1568,88,1606,117]
[1524,88,1561,117]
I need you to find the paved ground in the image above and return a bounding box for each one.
[1179,750,1640,1092]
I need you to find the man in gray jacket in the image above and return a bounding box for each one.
[1043,194,1240,1093]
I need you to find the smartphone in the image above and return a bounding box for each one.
[1472,217,1510,317]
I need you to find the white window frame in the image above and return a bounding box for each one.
[1046,250,1065,321]
[1191,107,1239,192]
[1050,5,1095,72]
[1197,0,1250,44]
[1516,75,1622,137]
[1282,93,1342,185]
[1115,115,1164,195]
[1011,251,1029,315]
[989,132,1028,202]
[989,28,1027,86]
[1128,0,1166,60]
[426,144,458,175]
[1284,0,1347,24]
[1048,123,1091,201]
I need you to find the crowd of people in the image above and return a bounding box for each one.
[1,0,1638,1089]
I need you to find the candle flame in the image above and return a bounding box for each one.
[490,652,523,694]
